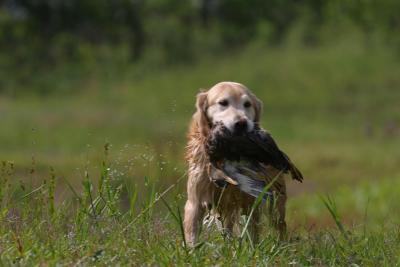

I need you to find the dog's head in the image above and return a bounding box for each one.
[193,82,262,137]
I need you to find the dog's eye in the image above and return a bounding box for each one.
[244,101,252,108]
[218,100,229,107]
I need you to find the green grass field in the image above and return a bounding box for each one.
[1,39,400,265]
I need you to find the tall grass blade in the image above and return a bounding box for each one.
[160,197,187,249]
[320,195,349,241]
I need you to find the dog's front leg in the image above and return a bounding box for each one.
[184,198,204,246]
[184,167,213,247]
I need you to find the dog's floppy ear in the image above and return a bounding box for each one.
[250,93,263,123]
[194,90,210,137]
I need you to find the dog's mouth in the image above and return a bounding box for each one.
[211,121,248,137]
[210,122,232,138]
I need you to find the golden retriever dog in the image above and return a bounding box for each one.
[184,81,288,246]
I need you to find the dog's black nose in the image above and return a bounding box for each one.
[234,119,248,134]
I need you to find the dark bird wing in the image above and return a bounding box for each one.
[280,151,304,182]
[246,129,304,182]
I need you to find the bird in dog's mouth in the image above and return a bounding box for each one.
[206,121,303,200]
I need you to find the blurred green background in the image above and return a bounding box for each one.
[1,0,400,226]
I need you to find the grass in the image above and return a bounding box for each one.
[0,37,400,265]
[1,153,400,265]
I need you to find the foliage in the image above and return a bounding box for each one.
[1,0,400,94]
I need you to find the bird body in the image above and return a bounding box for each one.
[206,122,303,200]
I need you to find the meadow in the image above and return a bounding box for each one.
[1,38,400,265]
